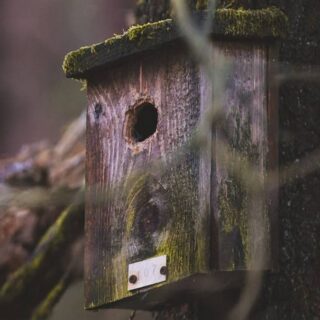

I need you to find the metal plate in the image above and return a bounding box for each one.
[128,255,167,291]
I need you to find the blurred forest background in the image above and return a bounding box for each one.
[0,1,142,319]
[0,0,134,157]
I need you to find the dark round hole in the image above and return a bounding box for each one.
[132,103,158,142]
[129,274,138,284]
[160,266,168,276]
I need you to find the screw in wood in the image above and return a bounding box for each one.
[129,274,138,284]
[160,266,167,276]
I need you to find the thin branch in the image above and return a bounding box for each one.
[31,271,72,320]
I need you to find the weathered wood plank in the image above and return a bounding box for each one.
[266,44,279,271]
[208,42,270,270]
[85,44,209,309]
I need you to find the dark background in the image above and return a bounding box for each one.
[0,0,134,156]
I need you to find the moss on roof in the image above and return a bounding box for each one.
[63,7,287,79]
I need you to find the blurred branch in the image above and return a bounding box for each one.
[0,112,85,320]
[31,271,72,320]
[0,190,84,319]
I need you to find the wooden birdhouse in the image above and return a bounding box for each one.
[63,8,287,310]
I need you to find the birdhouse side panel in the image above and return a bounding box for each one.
[207,41,272,271]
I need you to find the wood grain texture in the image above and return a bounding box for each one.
[266,44,279,272]
[208,42,271,270]
[85,44,209,309]
[85,40,277,309]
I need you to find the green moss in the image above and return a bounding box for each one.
[36,205,70,248]
[62,19,173,78]
[124,173,150,238]
[127,23,159,42]
[196,0,208,10]
[215,6,288,38]
[155,159,209,279]
[0,226,57,304]
[218,112,265,270]
[63,7,287,79]
[218,172,250,269]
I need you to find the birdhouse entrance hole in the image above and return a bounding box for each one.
[126,102,158,143]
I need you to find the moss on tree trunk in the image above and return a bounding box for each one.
[134,0,270,24]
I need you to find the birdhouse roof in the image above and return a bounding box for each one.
[63,7,287,79]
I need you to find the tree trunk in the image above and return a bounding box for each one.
[135,0,320,319]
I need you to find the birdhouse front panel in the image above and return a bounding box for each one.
[63,7,287,311]
[85,45,211,309]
